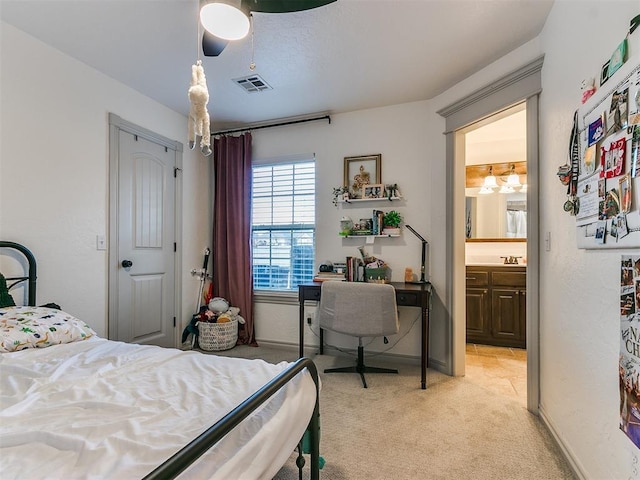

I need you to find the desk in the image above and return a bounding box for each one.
[298,282,432,389]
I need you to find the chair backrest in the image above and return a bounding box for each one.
[318,282,399,337]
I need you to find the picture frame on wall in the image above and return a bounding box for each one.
[344,154,382,196]
[362,183,384,199]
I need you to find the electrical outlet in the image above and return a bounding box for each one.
[307,311,315,325]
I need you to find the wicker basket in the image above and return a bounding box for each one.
[197,319,238,351]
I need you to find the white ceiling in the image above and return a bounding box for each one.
[0,0,553,131]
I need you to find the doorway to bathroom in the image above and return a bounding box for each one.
[462,103,528,406]
[437,56,542,413]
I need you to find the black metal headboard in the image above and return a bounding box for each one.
[0,241,37,306]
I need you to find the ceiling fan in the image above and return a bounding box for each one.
[200,0,337,56]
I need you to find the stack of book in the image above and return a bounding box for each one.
[313,271,345,282]
[345,256,365,282]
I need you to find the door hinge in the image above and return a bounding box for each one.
[134,134,138,141]
[174,242,177,252]
[174,167,182,178]
[173,317,176,327]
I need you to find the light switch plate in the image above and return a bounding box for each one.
[96,235,107,251]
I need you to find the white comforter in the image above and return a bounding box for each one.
[0,338,317,479]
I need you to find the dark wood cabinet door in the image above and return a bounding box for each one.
[491,288,525,348]
[466,287,491,342]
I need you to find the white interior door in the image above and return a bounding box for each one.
[109,115,180,348]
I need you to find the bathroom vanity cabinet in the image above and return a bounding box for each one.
[466,265,526,348]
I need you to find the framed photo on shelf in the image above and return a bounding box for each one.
[362,183,384,199]
[344,154,382,196]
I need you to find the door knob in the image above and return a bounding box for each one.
[121,259,133,268]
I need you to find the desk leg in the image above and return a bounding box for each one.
[299,300,305,358]
[421,305,428,389]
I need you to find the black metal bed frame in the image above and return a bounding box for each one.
[0,240,321,479]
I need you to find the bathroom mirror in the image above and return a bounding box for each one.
[465,191,527,240]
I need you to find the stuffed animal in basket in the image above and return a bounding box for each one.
[207,298,246,325]
[217,306,246,325]
[188,60,212,157]
[208,297,230,314]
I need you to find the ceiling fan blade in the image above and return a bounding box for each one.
[241,0,337,14]
[202,30,229,56]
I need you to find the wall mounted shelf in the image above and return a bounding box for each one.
[340,234,401,240]
[338,196,401,204]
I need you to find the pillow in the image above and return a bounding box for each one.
[0,273,16,308]
[0,306,96,353]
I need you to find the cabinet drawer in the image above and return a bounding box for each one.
[492,271,526,287]
[466,271,489,286]
[300,287,321,301]
[396,293,418,306]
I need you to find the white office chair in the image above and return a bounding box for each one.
[317,281,399,388]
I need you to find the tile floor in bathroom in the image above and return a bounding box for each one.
[465,343,527,406]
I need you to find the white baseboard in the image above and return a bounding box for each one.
[538,404,587,480]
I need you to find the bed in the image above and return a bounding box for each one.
[0,241,321,479]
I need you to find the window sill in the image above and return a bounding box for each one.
[254,290,299,305]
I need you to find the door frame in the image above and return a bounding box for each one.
[437,56,543,414]
[107,113,183,346]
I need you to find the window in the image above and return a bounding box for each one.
[252,158,315,291]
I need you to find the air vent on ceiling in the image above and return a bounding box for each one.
[233,74,272,93]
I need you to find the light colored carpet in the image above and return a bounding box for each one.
[210,345,575,480]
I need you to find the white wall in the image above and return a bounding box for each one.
[536,2,639,478]
[0,23,210,337]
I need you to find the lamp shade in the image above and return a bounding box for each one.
[200,1,250,40]
[507,173,520,186]
[482,166,498,189]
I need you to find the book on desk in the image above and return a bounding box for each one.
[312,273,345,282]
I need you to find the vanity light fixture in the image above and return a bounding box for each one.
[480,165,498,193]
[499,164,522,194]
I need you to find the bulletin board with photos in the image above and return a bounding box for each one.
[575,24,640,249]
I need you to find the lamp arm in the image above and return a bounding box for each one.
[405,224,429,284]
[420,240,427,282]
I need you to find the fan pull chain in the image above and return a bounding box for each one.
[196,19,201,62]
[249,13,256,71]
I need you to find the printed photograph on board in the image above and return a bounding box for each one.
[620,255,640,447]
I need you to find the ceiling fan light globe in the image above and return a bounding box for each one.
[200,3,250,41]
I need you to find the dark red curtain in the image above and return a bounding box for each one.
[212,133,256,346]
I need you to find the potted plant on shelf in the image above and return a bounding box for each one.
[382,210,402,236]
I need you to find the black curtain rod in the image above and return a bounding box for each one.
[212,115,331,136]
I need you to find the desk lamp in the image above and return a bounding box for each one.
[405,225,429,284]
